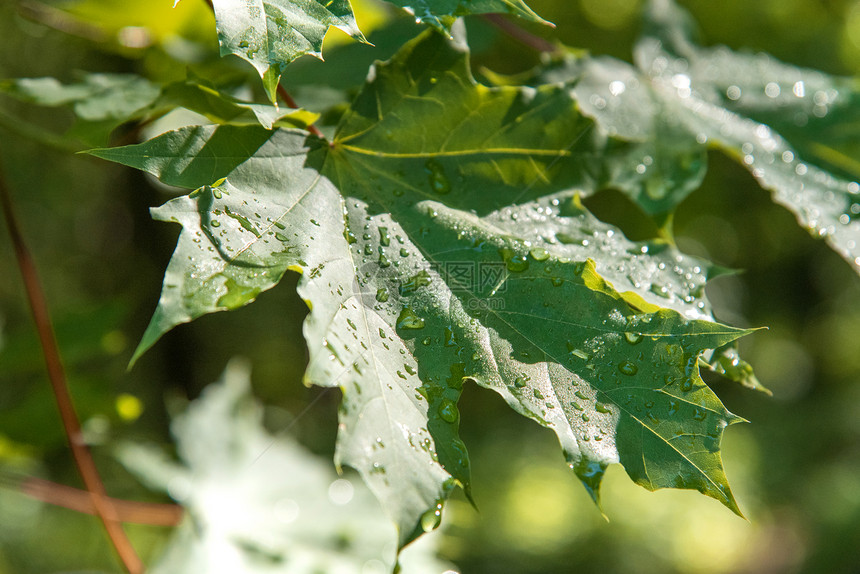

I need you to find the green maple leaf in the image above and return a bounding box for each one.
[91,29,752,548]
[538,0,860,272]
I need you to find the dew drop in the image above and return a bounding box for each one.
[378,227,391,247]
[420,502,443,532]
[397,307,425,330]
[505,254,529,272]
[650,283,671,298]
[568,344,589,360]
[378,251,391,268]
[424,159,451,195]
[438,399,459,423]
[529,247,550,261]
[399,270,431,296]
[618,361,638,376]
[623,332,643,345]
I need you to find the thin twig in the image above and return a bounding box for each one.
[0,161,144,574]
[20,477,184,526]
[276,84,325,139]
[482,14,559,54]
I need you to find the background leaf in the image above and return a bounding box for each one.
[383,0,549,32]
[0,73,318,145]
[118,358,455,573]
[0,74,160,146]
[540,0,860,273]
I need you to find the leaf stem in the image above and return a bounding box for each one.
[277,83,325,139]
[19,476,184,526]
[0,161,145,574]
[482,14,559,54]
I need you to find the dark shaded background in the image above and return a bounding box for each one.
[1,0,859,572]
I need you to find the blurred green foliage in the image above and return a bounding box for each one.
[1,0,859,573]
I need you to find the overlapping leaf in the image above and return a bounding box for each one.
[385,0,548,32]
[536,0,860,272]
[0,73,318,145]
[181,0,368,103]
[159,75,319,129]
[0,74,160,145]
[190,0,549,102]
[91,29,751,549]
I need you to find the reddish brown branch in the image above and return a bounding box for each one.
[0,162,144,574]
[276,84,325,139]
[482,14,558,54]
[21,477,184,526]
[276,83,301,109]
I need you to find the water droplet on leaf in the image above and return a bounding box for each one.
[438,399,459,423]
[397,308,425,330]
[420,502,443,532]
[624,332,643,345]
[424,160,451,195]
[618,361,638,376]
